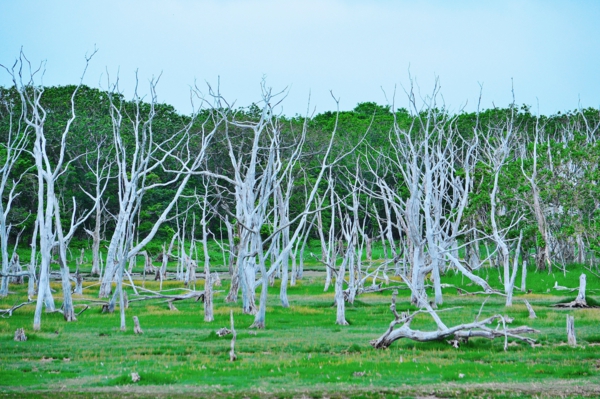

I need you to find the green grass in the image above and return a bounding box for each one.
[1,260,600,398]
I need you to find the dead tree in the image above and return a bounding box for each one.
[202,85,350,329]
[554,273,587,308]
[480,108,527,306]
[98,76,219,298]
[4,51,98,330]
[229,310,237,361]
[371,289,538,350]
[199,188,214,322]
[82,144,112,276]
[521,122,552,272]
[566,315,576,346]
[0,84,30,297]
[366,79,489,306]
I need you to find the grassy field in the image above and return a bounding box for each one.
[1,254,600,398]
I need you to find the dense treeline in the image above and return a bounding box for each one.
[1,84,599,259]
[1,76,599,332]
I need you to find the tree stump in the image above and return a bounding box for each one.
[212,272,222,287]
[524,300,537,319]
[567,315,576,346]
[133,316,143,334]
[216,328,231,337]
[554,274,587,308]
[74,269,83,295]
[14,328,27,341]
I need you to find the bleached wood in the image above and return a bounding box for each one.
[133,316,143,334]
[371,289,538,349]
[229,310,237,361]
[524,299,537,319]
[14,328,27,342]
[567,315,576,346]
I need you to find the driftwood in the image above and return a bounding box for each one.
[14,328,27,341]
[567,315,576,346]
[216,328,231,337]
[370,290,538,350]
[1,300,34,317]
[126,286,205,309]
[133,316,143,334]
[554,274,588,308]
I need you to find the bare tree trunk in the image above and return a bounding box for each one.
[521,260,527,292]
[27,221,39,298]
[522,126,551,272]
[574,273,587,306]
[89,207,102,276]
[505,231,523,307]
[229,310,237,361]
[99,77,216,298]
[201,196,214,322]
[567,315,576,346]
[335,255,348,326]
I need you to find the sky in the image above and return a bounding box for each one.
[1,0,599,117]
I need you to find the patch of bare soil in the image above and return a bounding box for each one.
[3,380,600,399]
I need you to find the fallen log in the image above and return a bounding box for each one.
[370,290,538,350]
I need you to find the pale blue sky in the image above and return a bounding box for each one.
[1,0,599,116]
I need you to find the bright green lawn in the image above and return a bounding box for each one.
[1,258,600,398]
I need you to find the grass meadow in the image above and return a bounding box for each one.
[1,245,600,398]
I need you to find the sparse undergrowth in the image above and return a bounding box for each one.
[1,260,600,398]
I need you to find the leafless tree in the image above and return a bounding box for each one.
[3,51,99,329]
[98,75,219,299]
[0,81,30,297]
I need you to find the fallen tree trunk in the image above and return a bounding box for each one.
[370,290,538,350]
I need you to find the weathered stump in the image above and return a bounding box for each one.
[133,316,143,334]
[14,328,27,341]
[554,274,587,308]
[524,300,537,319]
[74,269,83,295]
[212,272,222,287]
[216,328,231,337]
